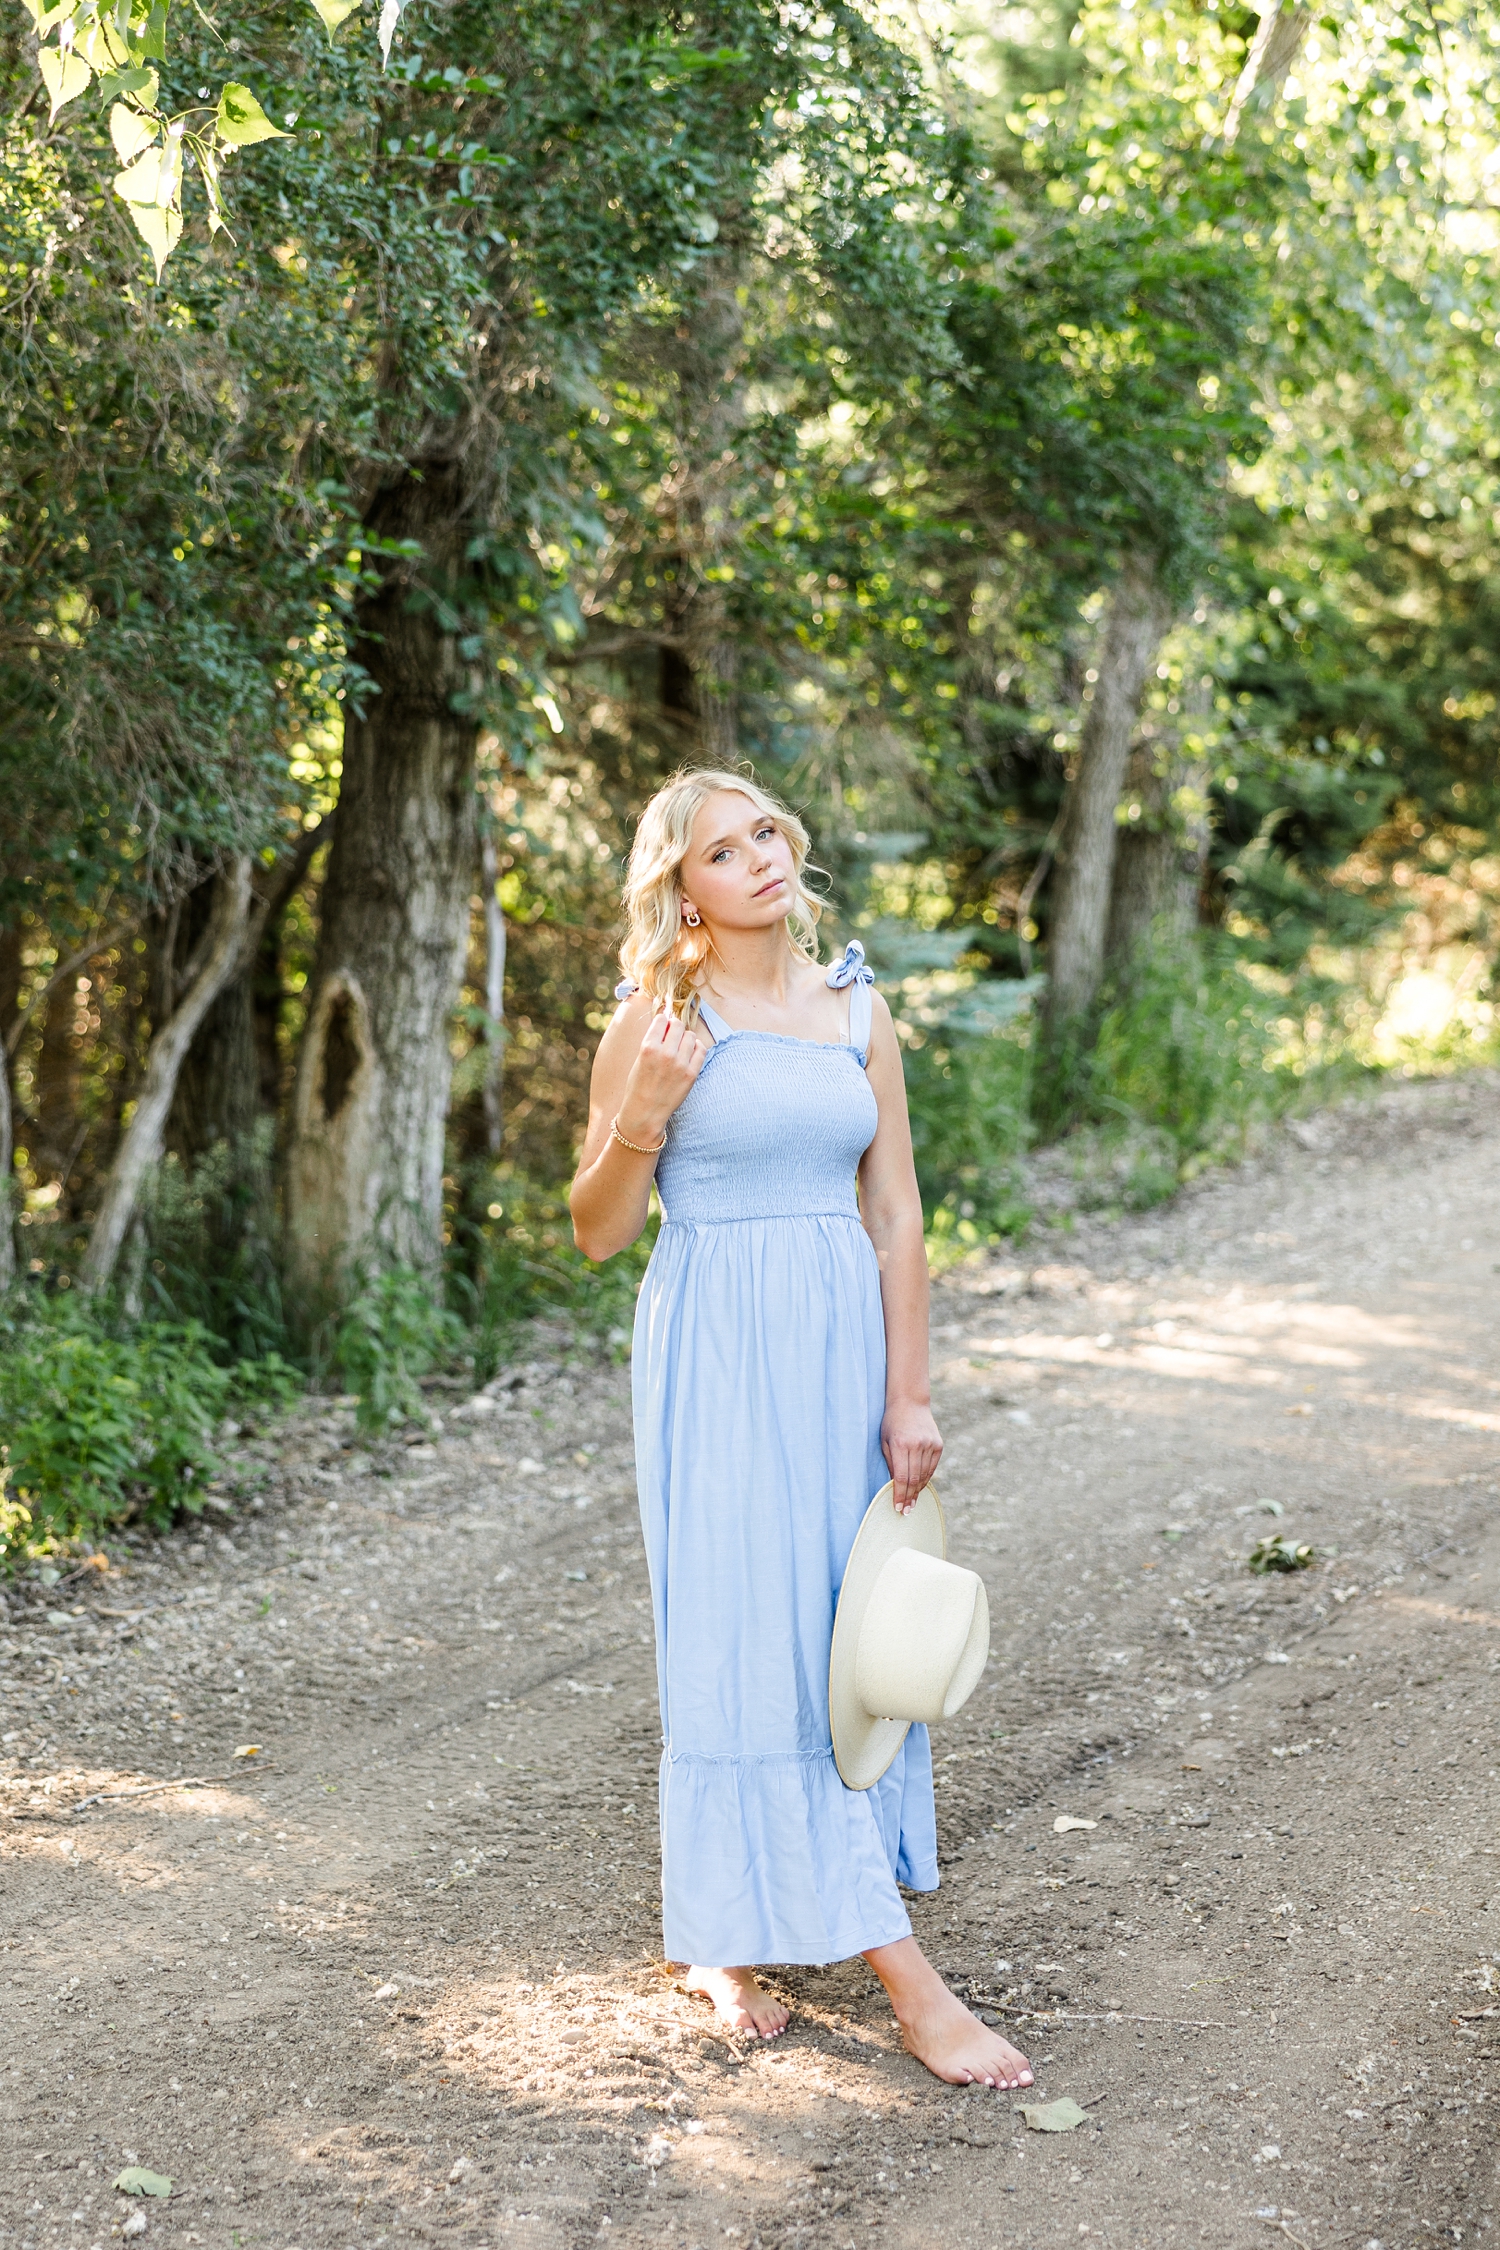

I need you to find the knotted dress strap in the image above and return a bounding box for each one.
[826,940,875,1062]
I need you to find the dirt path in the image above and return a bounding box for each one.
[4,1074,1500,2250]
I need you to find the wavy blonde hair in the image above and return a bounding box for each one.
[619,766,823,1015]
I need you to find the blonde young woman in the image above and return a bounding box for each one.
[570,769,1032,2091]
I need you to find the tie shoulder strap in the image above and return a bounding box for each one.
[825,940,875,1060]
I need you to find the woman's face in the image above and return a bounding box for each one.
[681,791,797,934]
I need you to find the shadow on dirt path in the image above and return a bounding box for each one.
[3,1073,1499,2248]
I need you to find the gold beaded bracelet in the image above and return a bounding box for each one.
[611,1117,667,1157]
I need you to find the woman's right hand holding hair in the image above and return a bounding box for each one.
[616,1008,706,1144]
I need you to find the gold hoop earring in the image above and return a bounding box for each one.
[682,904,702,928]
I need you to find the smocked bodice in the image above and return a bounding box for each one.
[657,1031,878,1224]
[625,944,878,1227]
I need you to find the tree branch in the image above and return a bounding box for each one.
[78,860,253,1298]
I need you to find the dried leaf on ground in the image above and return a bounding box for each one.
[1018,2096,1088,2132]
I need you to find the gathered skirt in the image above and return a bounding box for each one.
[632,1210,939,1966]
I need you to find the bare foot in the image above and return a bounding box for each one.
[683,1965,790,2038]
[864,1936,1032,2090]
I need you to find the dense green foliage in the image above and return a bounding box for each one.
[0,1297,298,1562]
[6,0,1500,1547]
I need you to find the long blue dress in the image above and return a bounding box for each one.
[629,945,940,1967]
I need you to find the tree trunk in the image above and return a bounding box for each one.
[1223,0,1313,143]
[79,859,253,1296]
[286,462,480,1294]
[698,640,740,763]
[1043,553,1173,1029]
[34,969,80,1182]
[165,882,262,1170]
[480,831,507,1160]
[168,821,328,1169]
[1105,735,1213,972]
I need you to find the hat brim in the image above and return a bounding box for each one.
[829,1479,946,1790]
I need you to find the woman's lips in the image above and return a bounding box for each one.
[754,877,785,897]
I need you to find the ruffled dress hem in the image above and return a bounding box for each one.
[658,1737,936,1967]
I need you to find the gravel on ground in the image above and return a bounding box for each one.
[3,1072,1499,2248]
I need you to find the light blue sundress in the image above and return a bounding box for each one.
[627,940,940,1967]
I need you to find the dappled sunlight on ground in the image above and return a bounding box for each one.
[5,1078,1500,2242]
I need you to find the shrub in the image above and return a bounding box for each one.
[447,1172,657,1383]
[0,1297,299,1566]
[1085,938,1305,1164]
[332,1263,470,1437]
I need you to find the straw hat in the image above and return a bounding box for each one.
[829,1480,990,1790]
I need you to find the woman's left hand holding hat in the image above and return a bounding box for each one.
[881,1398,942,1516]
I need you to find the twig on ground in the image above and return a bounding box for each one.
[968,1991,1227,2031]
[1257,2219,1312,2250]
[64,1768,270,1815]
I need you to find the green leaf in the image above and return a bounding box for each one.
[78,16,128,69]
[122,191,182,281]
[110,101,158,165]
[98,65,158,106]
[214,82,289,146]
[1018,2097,1088,2133]
[308,0,362,39]
[112,145,163,203]
[377,0,406,65]
[38,46,93,120]
[20,0,73,36]
[1248,1535,1315,1574]
[194,142,229,235]
[114,2168,173,2198]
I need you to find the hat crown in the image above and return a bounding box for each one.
[853,1546,989,1727]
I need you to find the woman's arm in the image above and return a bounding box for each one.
[570,996,707,1262]
[858,990,941,1513]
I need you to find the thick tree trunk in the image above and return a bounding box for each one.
[79,859,253,1296]
[1043,554,1173,1029]
[480,831,507,1160]
[287,462,480,1293]
[1105,738,1212,971]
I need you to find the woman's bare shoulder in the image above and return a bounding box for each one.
[596,986,656,1056]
